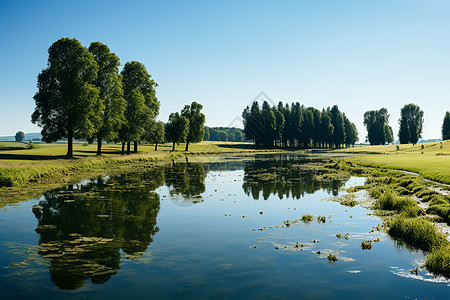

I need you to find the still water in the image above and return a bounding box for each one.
[0,155,448,299]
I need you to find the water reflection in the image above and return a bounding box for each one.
[242,155,348,200]
[33,173,163,290]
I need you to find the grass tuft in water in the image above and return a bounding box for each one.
[361,240,372,250]
[425,245,450,278]
[300,214,314,223]
[327,254,338,263]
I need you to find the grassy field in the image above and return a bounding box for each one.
[0,141,29,150]
[333,140,450,185]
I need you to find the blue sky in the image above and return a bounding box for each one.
[1,0,449,140]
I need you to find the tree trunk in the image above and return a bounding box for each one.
[127,141,131,155]
[185,142,189,151]
[155,143,158,151]
[66,129,73,157]
[97,136,102,155]
[172,142,175,151]
[134,141,138,153]
[121,141,125,155]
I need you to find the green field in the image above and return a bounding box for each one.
[334,140,450,185]
[0,141,29,150]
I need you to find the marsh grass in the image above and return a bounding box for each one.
[425,245,450,278]
[387,216,447,252]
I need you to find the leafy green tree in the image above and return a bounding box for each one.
[15,131,25,142]
[319,110,333,148]
[242,101,264,146]
[398,103,424,145]
[363,108,392,145]
[88,42,125,155]
[302,108,315,148]
[119,89,148,154]
[290,103,303,147]
[344,113,358,147]
[442,111,450,140]
[330,105,345,148]
[165,112,189,151]
[121,61,159,152]
[32,38,99,157]
[145,121,165,151]
[181,101,205,151]
[261,101,276,147]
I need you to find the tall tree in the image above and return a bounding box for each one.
[363,108,393,145]
[120,89,148,154]
[32,38,99,157]
[15,131,25,142]
[165,112,189,151]
[88,42,125,155]
[121,61,159,152]
[343,113,358,147]
[181,101,206,151]
[261,101,276,147]
[330,105,345,148]
[442,111,450,141]
[319,110,333,148]
[398,103,424,145]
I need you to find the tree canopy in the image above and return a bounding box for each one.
[32,37,99,157]
[398,103,424,145]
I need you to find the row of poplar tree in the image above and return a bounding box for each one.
[32,38,205,156]
[364,104,450,145]
[242,101,359,148]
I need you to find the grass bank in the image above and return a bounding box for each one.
[333,140,450,185]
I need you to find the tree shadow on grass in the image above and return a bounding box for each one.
[0,153,74,161]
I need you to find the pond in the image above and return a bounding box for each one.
[0,154,448,299]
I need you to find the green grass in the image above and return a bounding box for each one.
[425,245,450,278]
[0,141,29,150]
[387,216,447,252]
[335,140,450,185]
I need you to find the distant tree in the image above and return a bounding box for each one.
[398,104,424,145]
[234,130,244,142]
[32,38,99,157]
[165,112,189,151]
[145,121,165,151]
[302,108,314,148]
[217,130,228,141]
[181,101,205,151]
[363,108,393,145]
[203,127,210,141]
[15,131,25,142]
[242,101,263,146]
[442,111,450,141]
[121,61,159,152]
[88,42,125,155]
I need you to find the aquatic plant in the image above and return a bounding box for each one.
[301,214,314,223]
[361,240,372,250]
[327,254,338,263]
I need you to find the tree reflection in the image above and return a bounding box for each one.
[164,162,206,198]
[242,155,348,200]
[34,170,163,290]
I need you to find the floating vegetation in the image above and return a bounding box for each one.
[35,225,57,233]
[327,254,338,263]
[336,233,350,240]
[301,214,314,223]
[255,172,278,181]
[361,240,372,250]
[317,215,326,223]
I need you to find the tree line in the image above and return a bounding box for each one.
[203,127,246,142]
[364,104,450,145]
[242,101,358,148]
[31,38,205,156]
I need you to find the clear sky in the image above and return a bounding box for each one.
[1,0,449,141]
